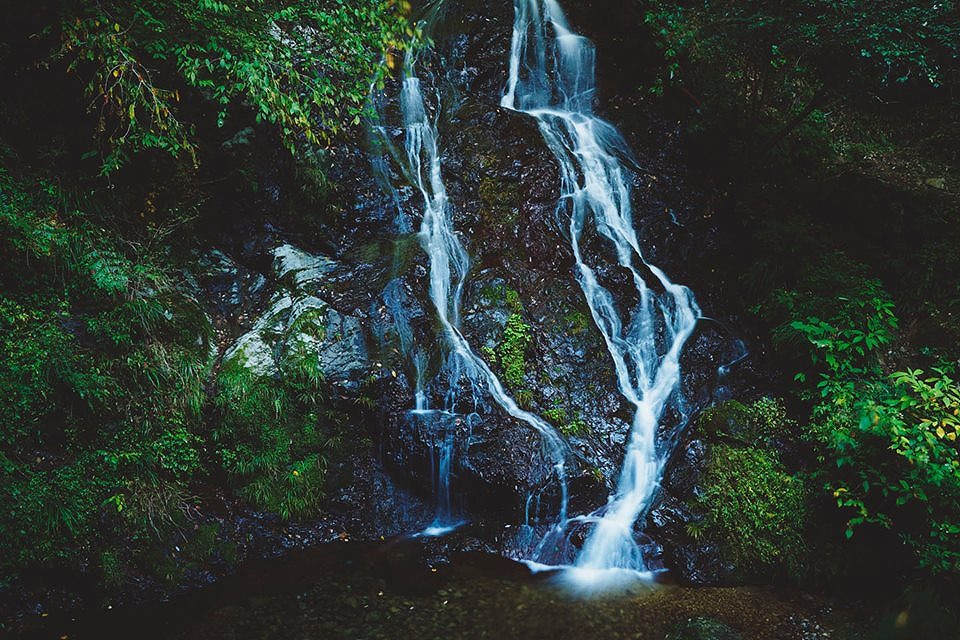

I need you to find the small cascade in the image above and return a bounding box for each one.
[502,0,700,574]
[375,46,572,541]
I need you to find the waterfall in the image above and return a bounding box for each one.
[502,0,700,573]
[378,49,572,540]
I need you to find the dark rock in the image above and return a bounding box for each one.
[775,615,832,640]
[316,309,369,389]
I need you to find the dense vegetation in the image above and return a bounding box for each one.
[0,0,407,602]
[640,0,960,595]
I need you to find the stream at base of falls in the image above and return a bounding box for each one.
[24,538,870,640]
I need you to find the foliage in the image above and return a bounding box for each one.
[638,0,960,589]
[543,403,590,438]
[213,356,345,519]
[786,278,898,394]
[0,0,406,592]
[695,397,791,445]
[692,445,807,580]
[644,0,960,94]
[499,313,531,389]
[55,0,411,172]
[642,0,960,173]
[0,166,213,577]
[822,368,960,574]
[780,275,960,573]
[482,286,532,390]
[0,158,355,583]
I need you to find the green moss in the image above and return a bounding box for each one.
[692,445,807,580]
[498,313,531,389]
[563,310,590,335]
[544,402,590,438]
[479,285,532,391]
[478,176,521,226]
[562,416,590,437]
[504,288,522,314]
[479,284,524,314]
[696,397,791,444]
[543,405,567,425]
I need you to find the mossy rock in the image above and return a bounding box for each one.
[477,176,521,226]
[478,175,521,207]
[690,444,807,582]
[286,299,329,342]
[272,243,335,289]
[667,617,742,640]
[281,296,329,369]
[222,331,279,379]
[695,397,790,445]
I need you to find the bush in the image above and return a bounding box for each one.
[0,0,405,594]
[690,438,807,581]
[213,357,345,519]
[782,273,960,574]
[0,167,212,578]
[695,397,791,445]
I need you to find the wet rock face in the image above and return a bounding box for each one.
[365,0,579,515]
[328,0,748,553]
[199,243,371,390]
[190,0,752,571]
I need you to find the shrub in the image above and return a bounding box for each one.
[695,397,791,445]
[782,273,960,574]
[692,445,807,580]
[213,357,345,519]
[0,168,212,578]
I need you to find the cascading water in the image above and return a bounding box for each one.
[501,0,700,574]
[378,48,572,539]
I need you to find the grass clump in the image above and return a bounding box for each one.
[499,313,532,389]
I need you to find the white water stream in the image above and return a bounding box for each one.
[501,0,700,574]
[395,52,571,535]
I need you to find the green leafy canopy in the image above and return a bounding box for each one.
[58,0,412,172]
